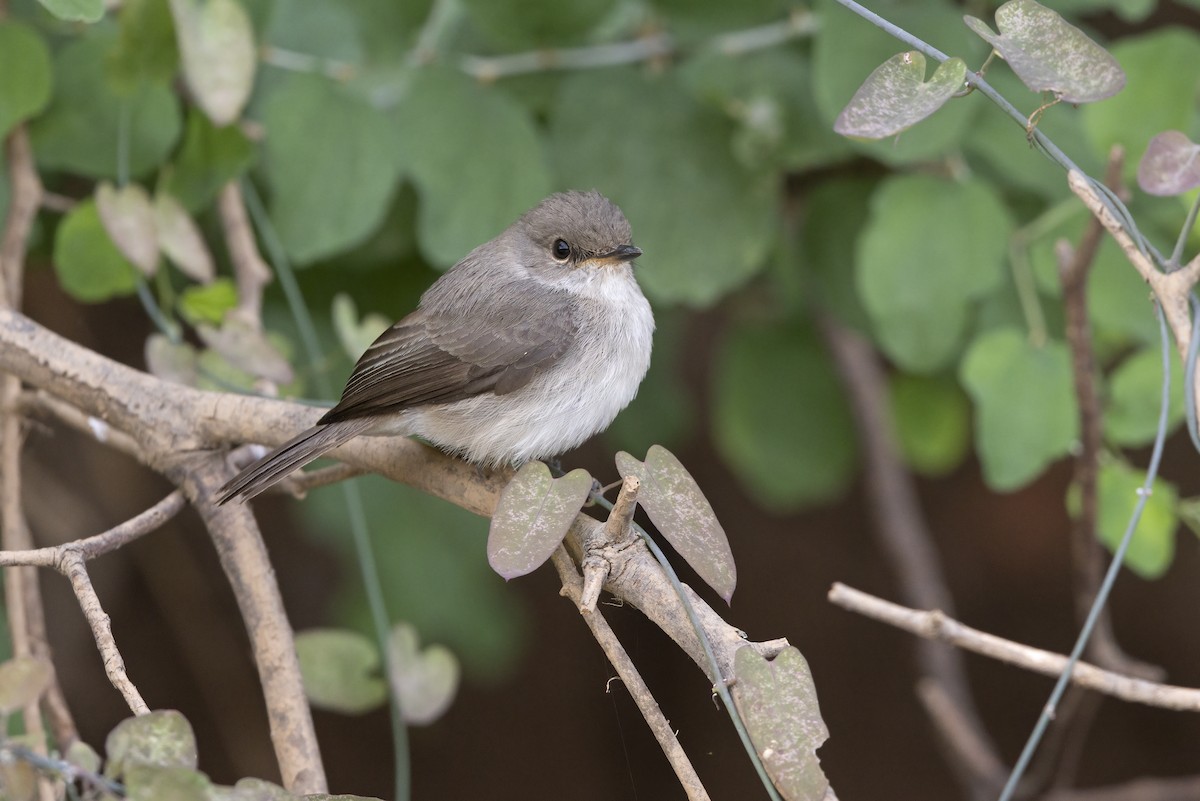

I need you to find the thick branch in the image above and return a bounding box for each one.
[830,583,1200,711]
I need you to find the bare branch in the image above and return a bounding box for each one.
[830,583,1200,711]
[218,182,273,330]
[552,547,712,801]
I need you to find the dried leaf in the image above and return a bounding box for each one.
[145,333,199,386]
[1137,130,1200,196]
[388,623,460,725]
[834,52,966,140]
[964,0,1125,103]
[487,462,592,580]
[0,656,52,714]
[96,181,159,276]
[734,646,829,801]
[170,0,256,125]
[104,710,198,779]
[197,317,294,384]
[155,191,215,282]
[616,445,736,603]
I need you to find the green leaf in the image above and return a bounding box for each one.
[396,67,550,269]
[109,0,180,90]
[733,646,829,801]
[179,279,237,326]
[834,52,967,140]
[615,445,736,603]
[857,175,1013,372]
[105,710,198,779]
[813,0,986,166]
[1137,131,1200,197]
[96,181,160,276]
[1089,460,1178,579]
[0,657,52,714]
[146,333,199,385]
[388,622,460,725]
[0,22,52,139]
[460,0,615,48]
[125,766,210,801]
[551,69,775,306]
[331,293,390,360]
[712,320,857,511]
[197,317,294,384]
[964,0,1125,103]
[228,778,295,801]
[960,329,1078,491]
[162,109,255,212]
[1080,29,1200,182]
[29,33,182,179]
[170,0,257,125]
[889,373,970,476]
[37,0,103,22]
[295,629,387,714]
[155,192,215,282]
[264,74,397,264]
[487,462,592,580]
[1104,347,1185,446]
[53,199,140,302]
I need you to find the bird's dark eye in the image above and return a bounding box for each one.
[552,238,571,261]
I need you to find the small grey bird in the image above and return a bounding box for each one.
[216,191,654,504]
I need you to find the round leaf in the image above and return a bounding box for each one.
[964,0,1125,103]
[0,657,52,714]
[295,629,387,714]
[388,622,460,725]
[104,710,198,779]
[178,279,237,326]
[54,199,140,302]
[146,332,200,386]
[1103,347,1185,446]
[124,766,210,801]
[550,69,775,306]
[109,0,180,90]
[960,329,1078,491]
[29,34,181,179]
[163,109,255,213]
[396,67,551,269]
[196,317,294,384]
[264,74,398,264]
[0,22,52,139]
[615,445,736,603]
[857,174,1012,371]
[96,182,160,276]
[487,462,592,580]
[154,191,215,282]
[712,321,857,511]
[733,646,829,801]
[834,52,967,140]
[889,373,970,476]
[1137,130,1200,197]
[170,0,256,125]
[1089,460,1178,579]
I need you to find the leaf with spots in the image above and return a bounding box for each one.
[733,646,829,801]
[487,462,592,580]
[834,51,966,140]
[616,445,735,603]
[104,710,198,779]
[1137,130,1200,196]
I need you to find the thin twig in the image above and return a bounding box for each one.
[218,182,273,331]
[551,547,712,801]
[829,583,1200,711]
[819,316,1004,797]
[1056,149,1162,681]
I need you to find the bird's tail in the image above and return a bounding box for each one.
[215,419,373,505]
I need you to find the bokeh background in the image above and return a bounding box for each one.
[8,0,1200,798]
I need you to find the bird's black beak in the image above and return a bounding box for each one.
[592,244,643,266]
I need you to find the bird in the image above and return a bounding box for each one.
[216,190,654,504]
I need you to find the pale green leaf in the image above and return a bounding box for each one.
[37,0,103,22]
[295,629,387,714]
[0,657,52,714]
[154,192,215,282]
[96,181,160,276]
[734,646,829,801]
[487,462,592,580]
[388,622,460,725]
[835,52,967,140]
[170,0,256,125]
[0,22,52,139]
[105,710,198,779]
[1089,460,1178,579]
[615,445,736,603]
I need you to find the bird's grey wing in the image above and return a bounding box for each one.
[318,286,578,424]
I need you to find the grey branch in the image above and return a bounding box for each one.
[830,583,1200,711]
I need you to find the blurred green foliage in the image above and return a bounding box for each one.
[7,0,1200,679]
